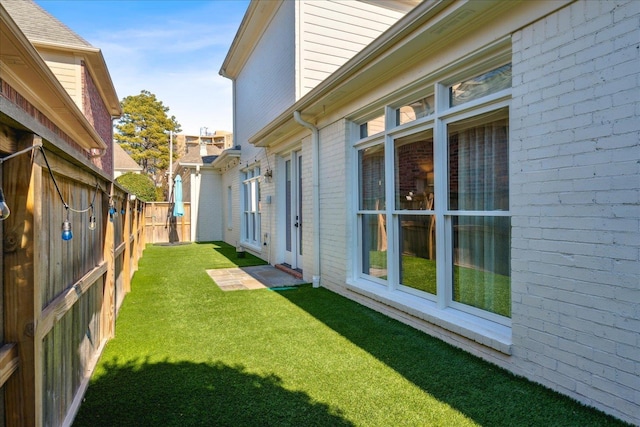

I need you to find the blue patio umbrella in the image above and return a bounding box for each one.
[173,175,184,217]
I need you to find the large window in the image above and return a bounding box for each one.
[355,63,511,322]
[242,166,261,247]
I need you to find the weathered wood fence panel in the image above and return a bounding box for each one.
[144,202,191,244]
[0,134,146,426]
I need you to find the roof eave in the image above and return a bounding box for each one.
[219,0,281,80]
[0,5,108,150]
[32,41,122,116]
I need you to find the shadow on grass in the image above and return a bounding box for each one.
[73,358,352,427]
[197,241,268,268]
[277,286,628,427]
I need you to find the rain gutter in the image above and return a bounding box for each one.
[293,111,320,288]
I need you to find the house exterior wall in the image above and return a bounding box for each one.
[296,0,406,98]
[234,1,295,157]
[293,1,640,423]
[510,0,640,420]
[226,0,638,422]
[314,120,350,284]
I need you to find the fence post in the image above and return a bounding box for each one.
[3,134,41,426]
[101,183,115,340]
[123,195,131,293]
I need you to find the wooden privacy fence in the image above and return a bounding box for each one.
[0,134,146,426]
[144,202,191,244]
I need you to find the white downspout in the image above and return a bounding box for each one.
[293,111,320,288]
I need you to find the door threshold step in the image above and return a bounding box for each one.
[275,263,303,279]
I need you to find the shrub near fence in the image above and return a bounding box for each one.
[0,135,145,426]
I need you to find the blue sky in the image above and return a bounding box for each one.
[35,0,250,135]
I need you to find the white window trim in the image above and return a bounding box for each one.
[241,165,262,250]
[351,60,513,353]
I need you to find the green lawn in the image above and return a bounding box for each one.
[73,242,627,426]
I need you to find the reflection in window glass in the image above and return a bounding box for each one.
[452,216,510,317]
[362,214,387,279]
[360,114,385,138]
[448,108,509,211]
[449,64,511,107]
[359,144,385,210]
[394,130,435,210]
[398,215,436,295]
[396,95,435,125]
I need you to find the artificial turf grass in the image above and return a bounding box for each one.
[73,242,629,427]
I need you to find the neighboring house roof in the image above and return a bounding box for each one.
[2,0,121,116]
[0,3,109,151]
[177,143,222,168]
[2,0,93,48]
[113,143,142,173]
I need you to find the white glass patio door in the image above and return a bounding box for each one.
[285,151,303,269]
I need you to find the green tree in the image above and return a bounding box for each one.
[115,90,181,188]
[116,173,157,202]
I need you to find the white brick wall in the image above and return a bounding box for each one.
[317,120,349,287]
[511,0,639,423]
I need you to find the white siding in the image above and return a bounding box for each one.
[234,1,295,153]
[297,0,406,97]
[40,51,82,108]
[510,1,640,422]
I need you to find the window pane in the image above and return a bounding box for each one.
[448,108,509,211]
[396,95,434,125]
[361,214,387,279]
[450,64,511,107]
[395,130,435,210]
[398,214,436,295]
[359,144,385,210]
[360,114,385,138]
[452,216,510,317]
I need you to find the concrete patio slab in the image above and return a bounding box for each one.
[206,265,307,291]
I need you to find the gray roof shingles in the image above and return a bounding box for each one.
[2,0,94,48]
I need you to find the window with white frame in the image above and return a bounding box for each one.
[355,62,512,322]
[242,165,261,247]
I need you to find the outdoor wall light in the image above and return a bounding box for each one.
[129,194,137,201]
[61,217,73,241]
[0,188,10,220]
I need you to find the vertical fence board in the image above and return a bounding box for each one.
[3,135,39,427]
[2,135,147,426]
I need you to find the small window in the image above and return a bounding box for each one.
[359,113,385,138]
[449,64,511,107]
[396,95,434,126]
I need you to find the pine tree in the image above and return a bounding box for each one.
[115,90,181,188]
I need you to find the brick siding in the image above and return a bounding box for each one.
[510,0,639,423]
[82,62,113,174]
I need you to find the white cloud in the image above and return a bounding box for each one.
[91,13,240,134]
